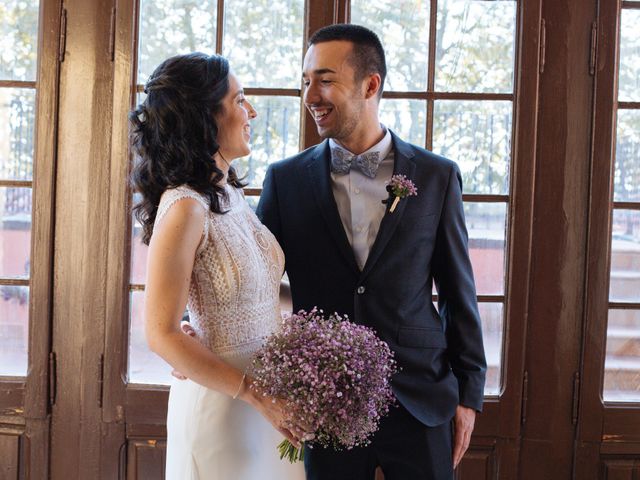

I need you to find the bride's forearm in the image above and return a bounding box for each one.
[147,329,245,398]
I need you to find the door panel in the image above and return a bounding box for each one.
[576,1,640,477]
[0,0,59,477]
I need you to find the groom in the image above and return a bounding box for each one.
[257,24,486,479]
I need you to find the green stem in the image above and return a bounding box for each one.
[277,439,305,463]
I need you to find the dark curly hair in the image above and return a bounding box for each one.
[129,52,246,245]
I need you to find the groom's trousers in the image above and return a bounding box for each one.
[303,403,454,480]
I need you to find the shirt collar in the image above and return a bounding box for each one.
[329,125,392,160]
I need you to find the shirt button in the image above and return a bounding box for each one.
[354,188,361,194]
[357,286,366,294]
[356,226,363,233]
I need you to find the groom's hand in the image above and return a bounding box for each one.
[170,321,196,380]
[452,405,476,469]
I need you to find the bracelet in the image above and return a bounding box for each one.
[232,373,246,399]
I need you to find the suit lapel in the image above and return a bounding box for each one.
[306,141,360,273]
[360,133,416,280]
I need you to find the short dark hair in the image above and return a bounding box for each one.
[308,24,386,98]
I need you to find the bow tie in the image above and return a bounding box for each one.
[330,148,382,179]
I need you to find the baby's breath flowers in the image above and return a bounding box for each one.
[251,308,397,463]
[383,174,418,212]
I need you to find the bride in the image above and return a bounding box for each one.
[129,52,306,480]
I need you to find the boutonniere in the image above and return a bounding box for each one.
[382,175,418,213]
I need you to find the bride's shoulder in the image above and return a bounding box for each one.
[156,185,209,223]
[160,185,208,208]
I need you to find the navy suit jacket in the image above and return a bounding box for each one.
[256,132,486,426]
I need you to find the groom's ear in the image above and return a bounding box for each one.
[364,73,382,101]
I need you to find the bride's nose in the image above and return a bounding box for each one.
[247,100,257,119]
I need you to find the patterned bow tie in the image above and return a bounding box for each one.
[330,148,382,179]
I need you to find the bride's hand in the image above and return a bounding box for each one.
[239,377,311,447]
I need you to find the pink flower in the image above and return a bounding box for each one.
[387,174,418,199]
[384,175,418,213]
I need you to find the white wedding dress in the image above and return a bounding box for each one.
[158,185,305,480]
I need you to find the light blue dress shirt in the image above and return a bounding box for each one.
[329,127,394,270]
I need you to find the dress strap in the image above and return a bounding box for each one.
[156,185,210,255]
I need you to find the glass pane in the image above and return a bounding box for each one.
[609,209,640,303]
[433,100,512,195]
[0,88,36,181]
[128,290,173,385]
[0,0,39,81]
[479,302,503,395]
[379,98,426,147]
[130,94,149,285]
[236,96,300,188]
[351,0,430,91]
[464,202,506,295]
[223,0,304,88]
[137,0,217,84]
[603,309,640,402]
[0,285,28,376]
[435,0,516,93]
[618,9,640,102]
[130,207,148,285]
[0,187,31,278]
[133,90,146,116]
[244,193,259,212]
[614,109,640,202]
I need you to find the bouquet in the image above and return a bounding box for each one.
[251,308,398,462]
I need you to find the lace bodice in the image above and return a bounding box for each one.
[155,184,285,358]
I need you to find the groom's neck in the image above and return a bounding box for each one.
[333,118,385,155]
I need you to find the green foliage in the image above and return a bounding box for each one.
[379,98,426,147]
[435,0,516,93]
[615,10,640,203]
[0,0,39,81]
[0,89,35,182]
[433,100,511,195]
[138,0,217,83]
[615,110,640,202]
[618,10,640,102]
[223,0,304,89]
[234,96,301,187]
[352,0,431,91]
[0,1,38,186]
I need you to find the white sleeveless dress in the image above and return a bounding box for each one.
[157,184,304,480]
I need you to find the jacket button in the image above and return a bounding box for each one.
[357,286,366,294]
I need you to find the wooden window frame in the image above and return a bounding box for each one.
[8,0,637,477]
[575,0,640,476]
[0,0,61,477]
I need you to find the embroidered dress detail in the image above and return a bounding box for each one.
[155,184,285,358]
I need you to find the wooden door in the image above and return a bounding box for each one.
[5,0,639,478]
[575,0,640,477]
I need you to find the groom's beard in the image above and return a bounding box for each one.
[310,95,365,142]
[316,111,359,141]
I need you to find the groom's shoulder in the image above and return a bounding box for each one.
[394,135,458,174]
